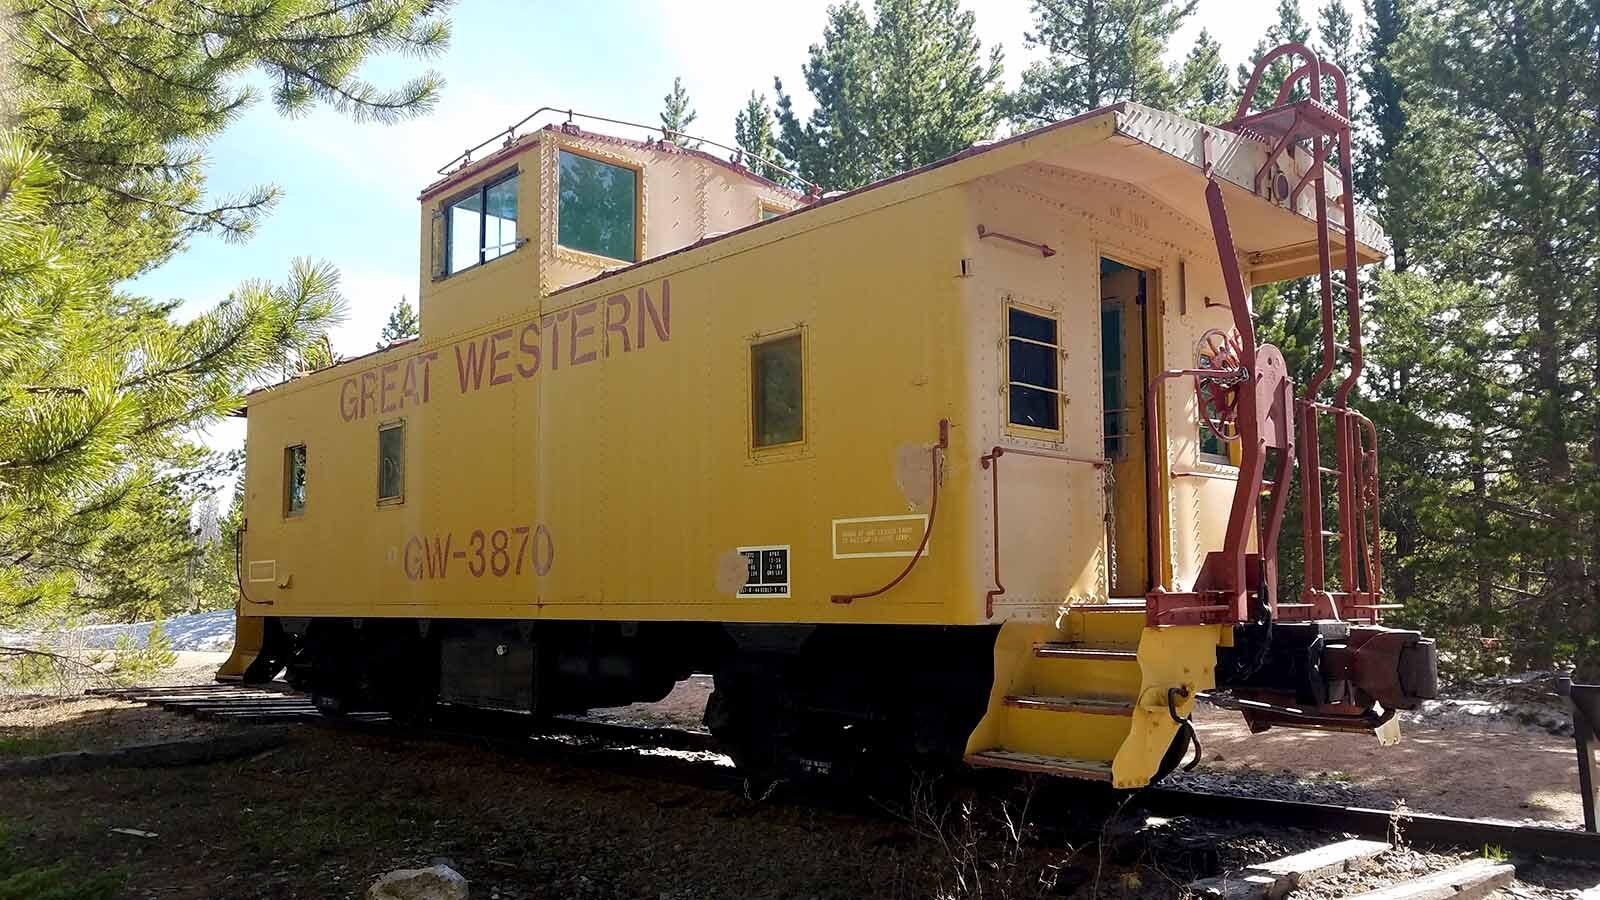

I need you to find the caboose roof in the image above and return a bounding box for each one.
[417,123,807,204]
[240,101,1385,406]
[544,100,1386,300]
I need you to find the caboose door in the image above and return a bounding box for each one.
[1099,260,1153,597]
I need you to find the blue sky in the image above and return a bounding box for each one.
[135,0,1359,455]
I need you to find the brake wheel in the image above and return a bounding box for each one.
[1196,329,1245,444]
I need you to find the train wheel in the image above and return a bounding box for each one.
[310,688,349,717]
[703,678,784,787]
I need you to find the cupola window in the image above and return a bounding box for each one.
[558,150,639,262]
[444,171,519,275]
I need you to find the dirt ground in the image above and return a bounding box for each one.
[0,694,245,758]
[1,688,1597,899]
[589,676,1591,828]
[1187,707,1588,826]
[0,701,1284,900]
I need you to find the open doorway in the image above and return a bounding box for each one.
[1100,257,1154,597]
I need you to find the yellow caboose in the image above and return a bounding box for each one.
[223,46,1437,788]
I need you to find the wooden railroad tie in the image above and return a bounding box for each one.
[1188,838,1390,900]
[1342,858,1515,900]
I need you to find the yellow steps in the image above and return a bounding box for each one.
[966,749,1113,781]
[966,609,1223,789]
[1003,695,1135,715]
[1033,643,1138,661]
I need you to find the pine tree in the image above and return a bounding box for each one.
[5,0,452,282]
[0,2,444,638]
[1357,0,1411,272]
[659,77,702,148]
[0,136,348,630]
[1237,0,1313,106]
[1009,0,1195,123]
[1394,0,1600,675]
[378,296,421,348]
[733,92,785,183]
[1316,0,1357,77]
[775,0,1004,190]
[1172,29,1235,124]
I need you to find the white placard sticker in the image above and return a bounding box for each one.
[736,545,790,598]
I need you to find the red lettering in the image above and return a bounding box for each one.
[454,338,492,392]
[403,537,423,581]
[360,370,378,419]
[605,294,632,355]
[380,363,399,413]
[339,379,359,422]
[468,529,487,577]
[401,358,420,408]
[533,524,555,576]
[541,315,561,370]
[637,279,670,348]
[423,534,452,578]
[488,328,514,385]
[418,352,438,402]
[570,302,597,366]
[516,322,541,378]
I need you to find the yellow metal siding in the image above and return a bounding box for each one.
[245,113,1264,631]
[244,185,978,625]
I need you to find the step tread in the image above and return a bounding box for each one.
[1003,695,1136,715]
[1033,642,1139,660]
[1070,598,1148,612]
[966,750,1114,781]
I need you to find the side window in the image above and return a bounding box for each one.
[558,150,638,261]
[1101,306,1125,458]
[284,445,307,517]
[1007,306,1061,435]
[445,172,519,275]
[752,334,804,448]
[759,202,785,221]
[1198,352,1232,464]
[378,423,405,503]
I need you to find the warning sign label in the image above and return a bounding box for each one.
[737,545,790,598]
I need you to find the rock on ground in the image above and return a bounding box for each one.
[367,865,469,900]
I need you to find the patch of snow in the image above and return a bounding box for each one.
[47,610,236,652]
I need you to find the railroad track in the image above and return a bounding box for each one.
[93,682,1600,865]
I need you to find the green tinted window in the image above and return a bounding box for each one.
[378,424,404,502]
[1101,307,1124,458]
[752,335,803,447]
[558,150,637,261]
[285,445,307,516]
[1198,352,1229,461]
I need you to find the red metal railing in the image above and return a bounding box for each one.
[1145,42,1385,629]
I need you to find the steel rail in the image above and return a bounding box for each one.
[1136,788,1600,861]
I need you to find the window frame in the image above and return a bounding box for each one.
[1101,302,1129,460]
[749,328,807,453]
[1194,335,1242,466]
[441,168,521,277]
[1196,392,1236,466]
[758,200,787,222]
[1003,301,1065,441]
[283,443,307,518]
[555,147,644,264]
[377,420,406,506]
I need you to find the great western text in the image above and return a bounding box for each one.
[339,279,671,422]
